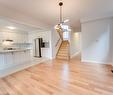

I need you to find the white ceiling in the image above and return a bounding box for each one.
[0,0,113,29]
[0,18,43,33]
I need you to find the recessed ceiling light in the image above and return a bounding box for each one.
[7,26,16,30]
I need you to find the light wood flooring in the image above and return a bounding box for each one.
[0,56,113,95]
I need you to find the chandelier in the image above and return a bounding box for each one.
[55,0,71,31]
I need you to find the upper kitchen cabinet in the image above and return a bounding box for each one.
[0,31,28,44]
[0,18,40,44]
[12,32,28,43]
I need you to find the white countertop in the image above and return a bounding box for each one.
[0,49,31,53]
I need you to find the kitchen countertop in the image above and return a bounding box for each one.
[0,49,31,53]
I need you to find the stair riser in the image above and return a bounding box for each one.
[56,41,69,60]
[56,57,69,60]
[59,48,68,50]
[58,53,68,55]
[57,55,68,57]
[57,57,69,60]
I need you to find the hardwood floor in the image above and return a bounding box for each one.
[0,57,113,95]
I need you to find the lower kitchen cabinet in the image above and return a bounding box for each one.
[0,50,31,70]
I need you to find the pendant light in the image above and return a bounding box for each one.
[55,0,71,31]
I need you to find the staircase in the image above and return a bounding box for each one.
[55,25,70,60]
[56,40,70,60]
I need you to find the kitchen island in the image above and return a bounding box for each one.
[0,49,31,77]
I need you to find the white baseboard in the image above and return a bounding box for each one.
[0,58,48,78]
[71,51,80,58]
[81,59,111,64]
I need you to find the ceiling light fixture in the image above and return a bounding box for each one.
[55,0,71,31]
[7,26,16,30]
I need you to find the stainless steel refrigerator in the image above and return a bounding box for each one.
[33,38,43,57]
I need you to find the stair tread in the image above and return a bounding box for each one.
[56,57,69,60]
[60,47,68,48]
[57,55,68,57]
[60,48,68,49]
[57,56,68,59]
[57,56,68,58]
[60,47,69,49]
[57,52,68,54]
[59,49,68,51]
[56,40,70,60]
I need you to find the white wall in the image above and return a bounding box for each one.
[110,18,113,66]
[81,18,112,64]
[28,31,52,59]
[70,31,81,58]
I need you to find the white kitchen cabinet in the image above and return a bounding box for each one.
[19,51,25,64]
[0,32,29,44]
[4,53,13,67]
[22,34,28,43]
[0,32,4,43]
[13,51,28,65]
[13,52,20,65]
[0,54,5,69]
[0,53,13,69]
[25,50,31,62]
[0,50,31,70]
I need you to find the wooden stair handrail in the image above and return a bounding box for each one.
[55,29,63,47]
[55,29,63,58]
[58,30,63,40]
[55,38,60,47]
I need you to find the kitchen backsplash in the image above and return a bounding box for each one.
[0,43,32,49]
[13,43,32,49]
